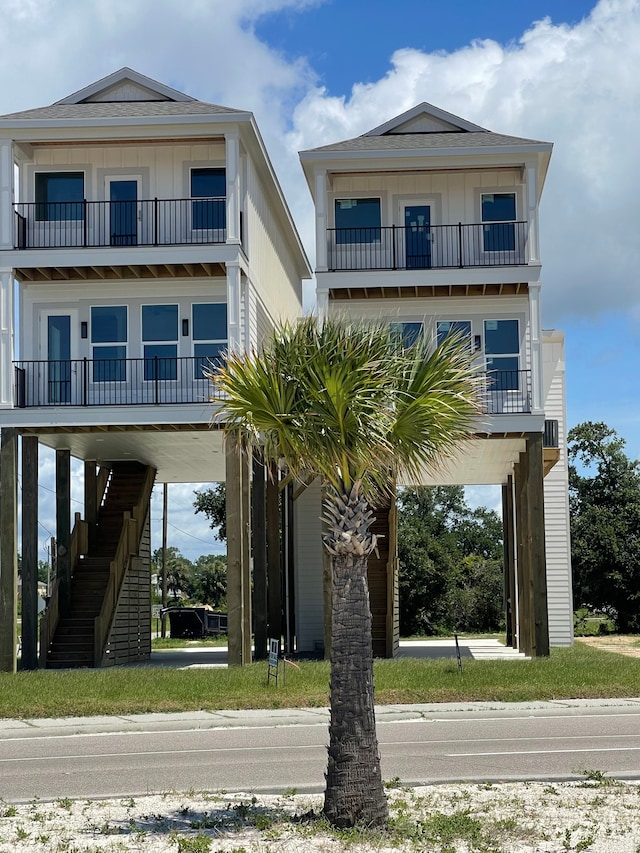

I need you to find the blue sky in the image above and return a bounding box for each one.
[1,0,638,560]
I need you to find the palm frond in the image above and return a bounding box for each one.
[209,316,482,498]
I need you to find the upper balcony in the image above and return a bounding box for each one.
[13,197,230,250]
[326,220,527,272]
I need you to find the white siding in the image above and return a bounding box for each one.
[293,479,324,653]
[245,157,302,324]
[330,168,522,227]
[20,277,227,362]
[542,331,574,646]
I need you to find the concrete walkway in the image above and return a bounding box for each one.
[145,637,526,669]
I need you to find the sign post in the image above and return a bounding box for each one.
[267,637,279,685]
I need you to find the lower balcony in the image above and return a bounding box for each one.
[14,357,223,408]
[327,222,528,271]
[14,359,531,414]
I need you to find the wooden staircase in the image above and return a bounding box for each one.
[45,462,152,669]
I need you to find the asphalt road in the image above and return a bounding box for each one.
[1,702,639,802]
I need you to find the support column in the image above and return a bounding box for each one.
[502,477,516,648]
[527,432,550,657]
[316,287,329,323]
[252,455,267,660]
[84,460,98,549]
[284,482,295,653]
[21,436,39,670]
[0,141,14,250]
[0,428,18,672]
[225,132,241,244]
[266,462,281,644]
[226,262,242,354]
[514,458,533,656]
[314,168,328,272]
[0,268,15,408]
[525,163,540,263]
[241,443,252,664]
[225,432,251,665]
[529,282,543,413]
[56,449,71,617]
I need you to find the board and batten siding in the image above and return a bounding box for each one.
[329,168,522,227]
[244,158,303,324]
[293,479,324,654]
[542,330,573,647]
[22,141,227,202]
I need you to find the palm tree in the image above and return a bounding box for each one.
[211,316,481,828]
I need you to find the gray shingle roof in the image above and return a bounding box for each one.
[302,130,550,154]
[0,100,247,121]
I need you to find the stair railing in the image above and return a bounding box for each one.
[39,512,88,666]
[93,467,156,666]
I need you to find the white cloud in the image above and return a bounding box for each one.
[284,0,640,324]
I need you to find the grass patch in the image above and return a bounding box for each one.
[151,637,228,649]
[1,643,639,719]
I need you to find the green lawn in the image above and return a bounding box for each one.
[1,643,639,720]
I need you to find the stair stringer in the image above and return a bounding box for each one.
[93,464,156,667]
[101,506,152,666]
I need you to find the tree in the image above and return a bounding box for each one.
[211,316,480,828]
[568,421,640,632]
[152,547,193,603]
[397,486,503,635]
[193,484,227,542]
[190,554,227,608]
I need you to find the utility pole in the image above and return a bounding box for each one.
[161,483,168,638]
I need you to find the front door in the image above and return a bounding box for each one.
[107,177,141,246]
[46,314,72,404]
[404,204,431,269]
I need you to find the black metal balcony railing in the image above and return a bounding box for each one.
[14,359,531,413]
[327,221,528,271]
[14,357,224,408]
[483,370,531,414]
[13,198,228,249]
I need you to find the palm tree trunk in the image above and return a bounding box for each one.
[323,548,388,828]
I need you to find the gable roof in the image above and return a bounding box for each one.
[362,101,487,135]
[300,101,551,156]
[55,67,195,104]
[0,67,246,122]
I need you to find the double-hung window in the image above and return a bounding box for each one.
[481,192,516,252]
[436,320,472,349]
[143,304,178,381]
[484,319,520,391]
[391,321,423,348]
[335,198,381,244]
[91,306,127,382]
[191,168,226,231]
[35,172,84,221]
[192,303,227,379]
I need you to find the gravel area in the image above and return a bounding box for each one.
[1,778,639,852]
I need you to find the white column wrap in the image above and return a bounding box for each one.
[0,142,14,250]
[314,169,328,272]
[225,133,241,244]
[227,262,242,354]
[0,269,14,407]
[529,281,543,413]
[526,165,540,264]
[316,287,329,322]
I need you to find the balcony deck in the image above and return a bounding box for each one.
[14,198,229,250]
[14,359,532,414]
[327,222,528,271]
